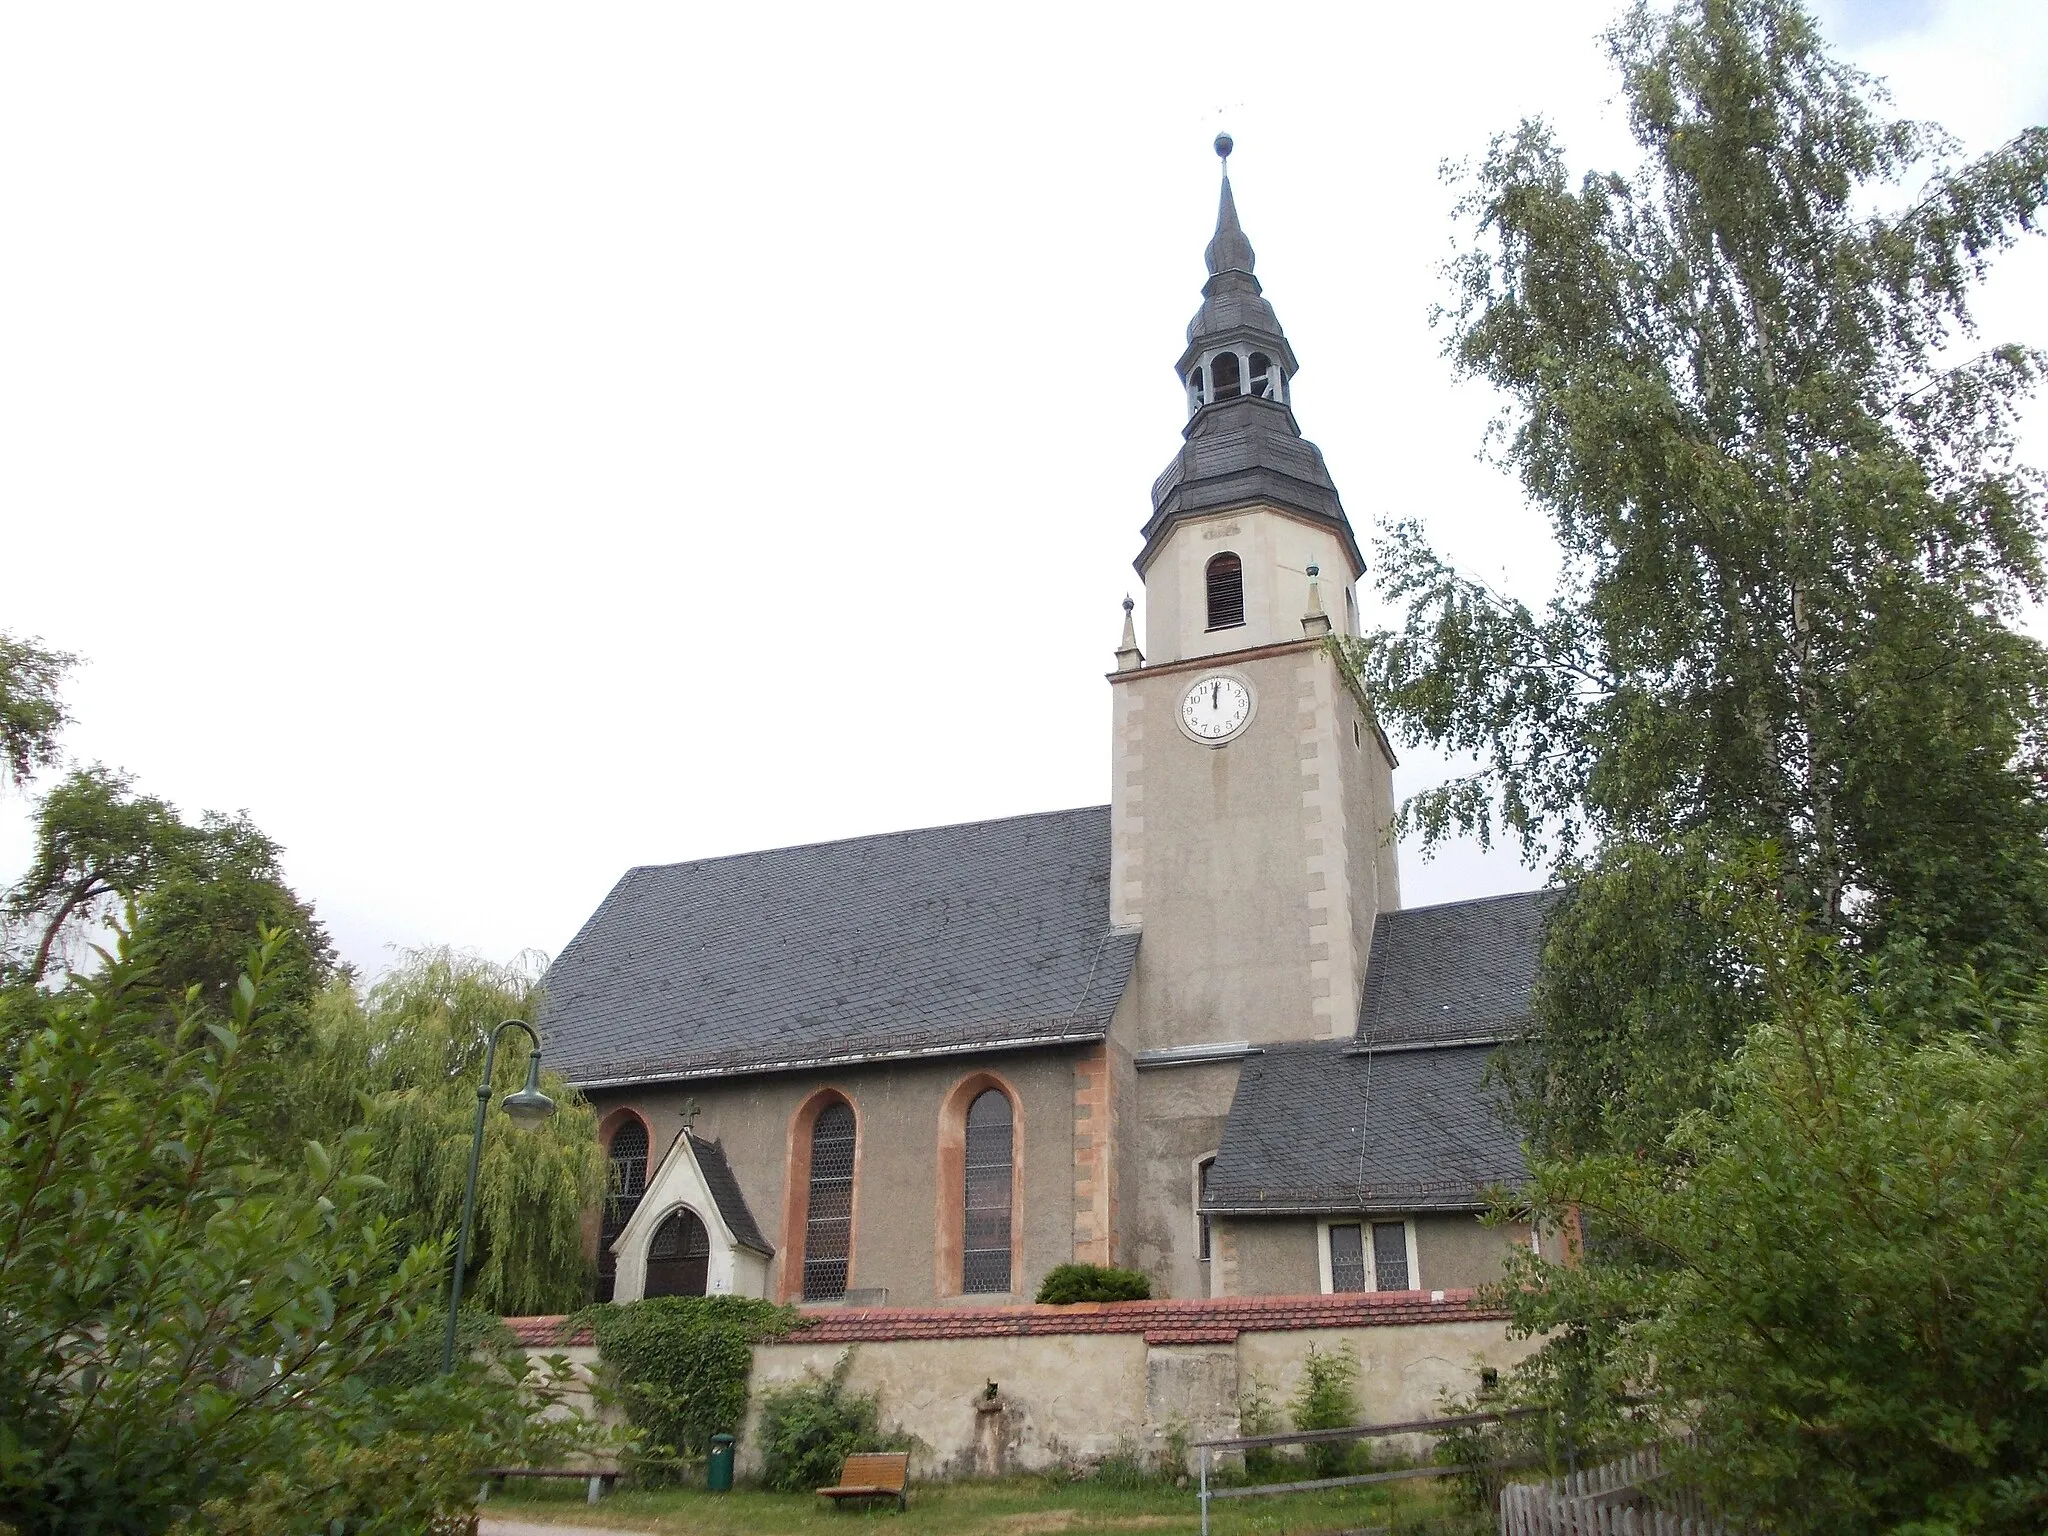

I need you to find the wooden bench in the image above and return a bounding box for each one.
[817,1451,910,1512]
[478,1465,620,1505]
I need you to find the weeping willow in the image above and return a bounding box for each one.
[295,948,604,1315]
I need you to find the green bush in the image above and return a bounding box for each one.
[1236,1367,1289,1483]
[583,1295,797,1477]
[757,1352,909,1493]
[1034,1263,1153,1304]
[1291,1343,1363,1478]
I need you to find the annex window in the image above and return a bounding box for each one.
[1206,552,1245,630]
[597,1118,649,1302]
[1210,350,1241,400]
[1196,1156,1216,1263]
[1324,1219,1416,1293]
[803,1100,856,1301]
[645,1208,710,1298]
[962,1089,1015,1294]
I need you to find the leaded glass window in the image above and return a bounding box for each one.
[1329,1223,1367,1292]
[962,1089,1014,1294]
[1372,1221,1411,1291]
[646,1208,710,1297]
[802,1100,856,1301]
[597,1119,648,1302]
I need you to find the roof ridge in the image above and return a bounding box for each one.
[1376,887,1558,921]
[623,803,1112,876]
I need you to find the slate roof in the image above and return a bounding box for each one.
[686,1132,772,1255]
[542,806,1138,1088]
[1204,1041,1526,1214]
[1356,889,1562,1049]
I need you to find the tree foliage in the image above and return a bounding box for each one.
[1339,0,2048,1154]
[287,947,606,1315]
[2,765,334,1005]
[0,632,73,792]
[1480,877,2048,1534]
[0,926,589,1536]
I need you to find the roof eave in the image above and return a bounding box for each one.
[567,1024,1112,1093]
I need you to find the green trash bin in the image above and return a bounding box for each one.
[707,1433,735,1492]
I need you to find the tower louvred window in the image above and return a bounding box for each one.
[1250,352,1275,398]
[962,1089,1014,1294]
[803,1100,856,1301]
[597,1120,648,1301]
[646,1208,710,1297]
[1206,553,1245,630]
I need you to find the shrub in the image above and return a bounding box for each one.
[1291,1343,1363,1478]
[1034,1263,1153,1304]
[583,1295,797,1477]
[1236,1367,1289,1482]
[756,1351,910,1493]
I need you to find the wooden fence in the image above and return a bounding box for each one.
[1498,1442,1733,1536]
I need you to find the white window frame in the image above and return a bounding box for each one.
[1317,1217,1421,1295]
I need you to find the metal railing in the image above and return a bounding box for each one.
[1193,1406,1544,1535]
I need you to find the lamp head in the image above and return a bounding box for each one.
[503,1050,557,1130]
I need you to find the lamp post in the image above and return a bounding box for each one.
[441,1018,558,1374]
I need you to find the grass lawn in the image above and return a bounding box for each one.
[483,1473,1493,1535]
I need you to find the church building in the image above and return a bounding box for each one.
[541,142,1552,1309]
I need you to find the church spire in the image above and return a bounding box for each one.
[1205,136,1256,278]
[1138,137,1359,581]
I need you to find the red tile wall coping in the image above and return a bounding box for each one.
[504,1290,1504,1351]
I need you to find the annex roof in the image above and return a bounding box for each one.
[1203,1041,1526,1215]
[1356,889,1561,1049]
[542,806,1138,1089]
[687,1132,773,1255]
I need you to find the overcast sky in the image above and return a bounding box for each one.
[4,1,2045,981]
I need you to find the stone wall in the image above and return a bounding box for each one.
[510,1289,1533,1482]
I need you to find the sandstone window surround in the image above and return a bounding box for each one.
[935,1071,1025,1299]
[779,1090,862,1304]
[596,1111,652,1302]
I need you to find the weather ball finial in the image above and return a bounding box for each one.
[1214,131,1233,163]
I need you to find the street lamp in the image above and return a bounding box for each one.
[441,1018,558,1374]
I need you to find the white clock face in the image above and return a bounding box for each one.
[1182,675,1252,742]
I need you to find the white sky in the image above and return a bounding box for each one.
[3,1,2044,981]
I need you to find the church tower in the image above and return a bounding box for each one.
[1111,140,1401,1290]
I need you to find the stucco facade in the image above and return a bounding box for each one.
[590,1046,1092,1308]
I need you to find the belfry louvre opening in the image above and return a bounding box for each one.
[1206,553,1245,630]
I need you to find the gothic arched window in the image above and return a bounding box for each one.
[1206,552,1245,630]
[597,1118,649,1301]
[802,1099,856,1301]
[962,1089,1015,1294]
[1211,350,1242,400]
[645,1208,710,1297]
